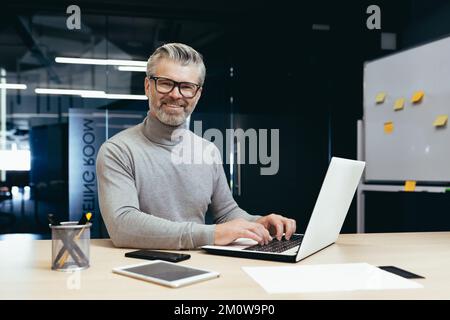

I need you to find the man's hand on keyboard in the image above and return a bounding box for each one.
[255,213,297,241]
[214,218,272,246]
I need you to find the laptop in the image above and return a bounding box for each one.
[202,157,365,263]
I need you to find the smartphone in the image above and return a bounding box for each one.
[378,266,425,279]
[125,249,191,263]
[113,260,219,288]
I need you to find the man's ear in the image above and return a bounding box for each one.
[192,87,202,105]
[196,86,203,99]
[144,77,150,97]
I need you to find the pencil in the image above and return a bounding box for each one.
[58,213,92,268]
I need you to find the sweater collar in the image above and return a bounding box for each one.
[141,112,188,146]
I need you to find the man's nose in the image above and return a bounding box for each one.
[168,86,183,99]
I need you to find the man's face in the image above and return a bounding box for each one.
[145,58,203,126]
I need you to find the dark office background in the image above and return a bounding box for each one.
[1,0,450,239]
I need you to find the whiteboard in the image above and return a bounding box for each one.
[364,36,450,184]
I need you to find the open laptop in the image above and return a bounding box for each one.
[202,157,365,263]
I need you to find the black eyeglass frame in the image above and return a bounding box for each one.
[147,75,202,98]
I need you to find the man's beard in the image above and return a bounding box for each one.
[153,100,192,126]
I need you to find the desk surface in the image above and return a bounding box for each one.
[1,232,450,299]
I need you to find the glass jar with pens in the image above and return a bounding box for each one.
[48,213,92,271]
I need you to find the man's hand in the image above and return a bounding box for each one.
[214,218,272,246]
[256,213,297,240]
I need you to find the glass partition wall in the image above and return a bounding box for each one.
[0,6,231,238]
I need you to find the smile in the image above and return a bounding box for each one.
[164,103,183,109]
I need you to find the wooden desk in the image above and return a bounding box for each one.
[1,232,450,299]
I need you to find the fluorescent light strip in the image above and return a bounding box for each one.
[55,57,147,67]
[117,66,147,72]
[35,88,147,100]
[0,83,27,89]
[35,88,106,95]
[81,93,148,100]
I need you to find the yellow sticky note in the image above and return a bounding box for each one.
[433,114,448,127]
[384,121,394,134]
[394,98,405,111]
[411,90,424,103]
[404,180,416,192]
[375,92,386,104]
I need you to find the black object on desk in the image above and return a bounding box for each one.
[125,250,191,263]
[378,266,425,279]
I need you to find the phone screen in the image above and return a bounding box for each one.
[122,261,209,282]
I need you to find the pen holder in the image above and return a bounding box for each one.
[50,222,92,271]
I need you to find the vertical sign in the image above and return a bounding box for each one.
[69,109,106,237]
[69,109,145,237]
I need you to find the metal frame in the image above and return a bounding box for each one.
[356,119,448,233]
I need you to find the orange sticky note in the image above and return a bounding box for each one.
[394,98,405,111]
[411,90,424,103]
[404,180,416,192]
[375,92,386,104]
[384,121,394,134]
[433,114,448,127]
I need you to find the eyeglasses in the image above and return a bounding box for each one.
[148,76,201,98]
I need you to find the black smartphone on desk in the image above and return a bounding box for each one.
[125,250,191,263]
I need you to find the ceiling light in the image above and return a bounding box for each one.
[55,57,147,67]
[0,83,27,89]
[81,93,148,100]
[117,66,147,72]
[35,88,106,95]
[35,88,147,100]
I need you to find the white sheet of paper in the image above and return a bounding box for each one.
[242,263,423,293]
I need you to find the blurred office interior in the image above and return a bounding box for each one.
[1,0,450,240]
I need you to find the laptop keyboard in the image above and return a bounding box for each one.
[243,234,303,253]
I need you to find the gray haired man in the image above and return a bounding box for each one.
[96,43,296,249]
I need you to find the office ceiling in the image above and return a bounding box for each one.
[0,0,449,144]
[0,1,242,147]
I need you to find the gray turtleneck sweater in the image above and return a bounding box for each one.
[96,113,260,249]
